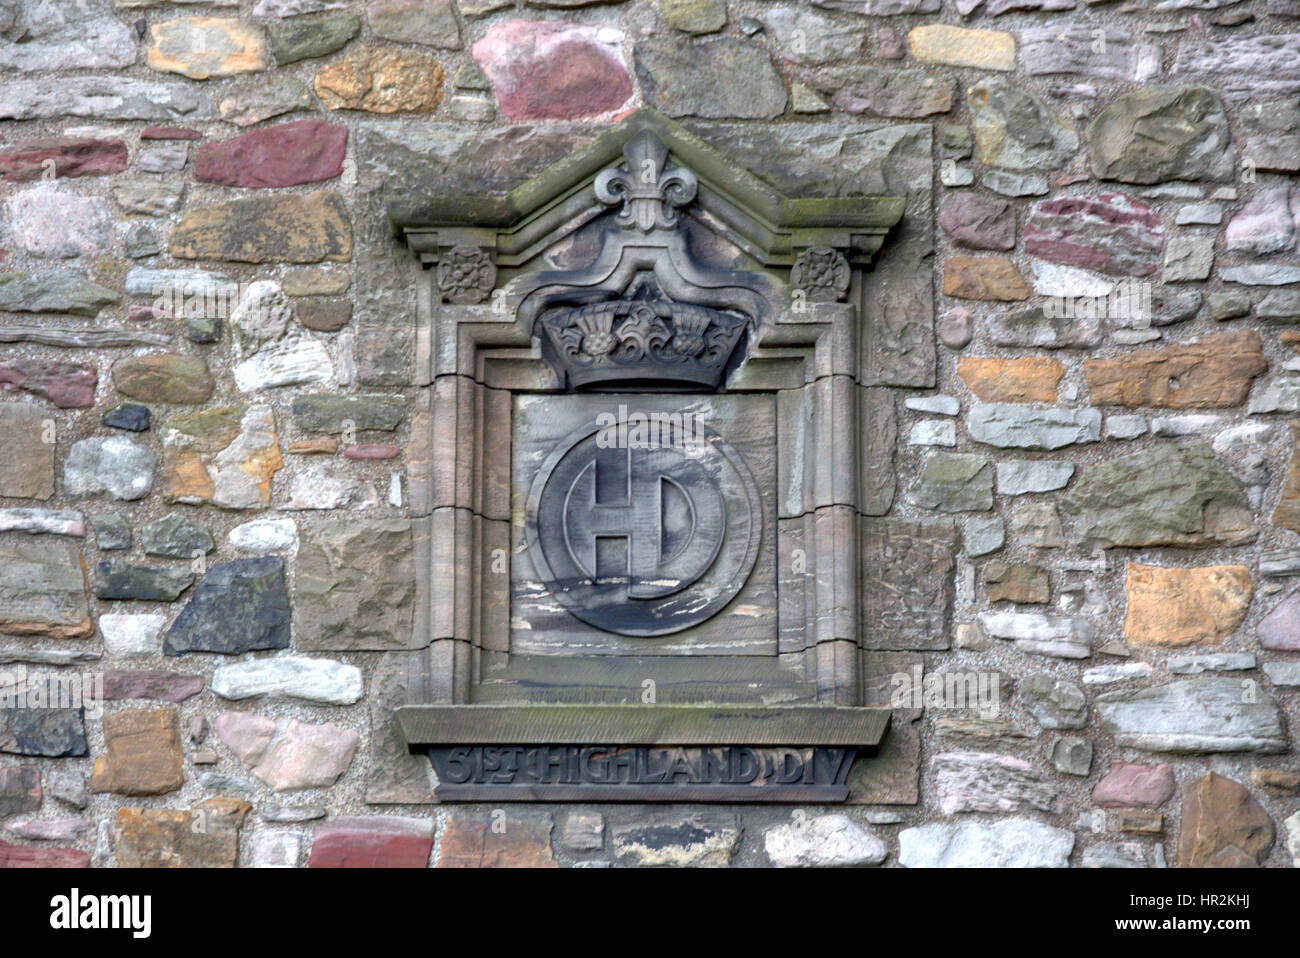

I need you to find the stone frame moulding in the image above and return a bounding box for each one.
[385,109,908,802]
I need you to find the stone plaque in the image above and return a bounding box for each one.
[386,110,906,802]
[512,393,777,656]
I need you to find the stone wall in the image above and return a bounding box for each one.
[1,0,1299,869]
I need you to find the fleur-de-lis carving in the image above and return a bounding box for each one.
[594,130,698,233]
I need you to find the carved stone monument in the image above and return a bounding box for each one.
[387,110,910,802]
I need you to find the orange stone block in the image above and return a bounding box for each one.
[958,356,1065,403]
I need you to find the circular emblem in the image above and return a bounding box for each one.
[525,417,762,637]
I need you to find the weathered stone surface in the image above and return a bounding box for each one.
[908,25,1014,72]
[294,520,415,651]
[1087,86,1234,184]
[1097,680,1287,753]
[0,766,41,817]
[212,656,362,705]
[102,670,204,703]
[764,814,886,867]
[148,17,268,79]
[282,464,378,510]
[91,708,183,796]
[309,816,431,867]
[0,509,84,538]
[140,513,213,559]
[1020,673,1087,729]
[295,298,352,332]
[967,77,1078,171]
[1063,442,1256,548]
[437,810,557,867]
[99,613,166,659]
[291,394,406,433]
[215,711,359,791]
[314,45,443,113]
[115,798,250,868]
[0,0,135,73]
[899,819,1073,868]
[249,829,302,868]
[233,335,332,392]
[1025,193,1164,277]
[560,811,604,852]
[906,452,992,512]
[1164,236,1215,283]
[982,610,1091,658]
[1093,762,1175,809]
[1273,423,1300,535]
[943,256,1029,301]
[0,705,87,759]
[1172,33,1300,102]
[1178,772,1275,867]
[0,537,91,639]
[113,173,186,216]
[0,404,53,500]
[1021,25,1159,82]
[268,11,360,64]
[229,518,298,554]
[4,816,91,842]
[995,460,1074,496]
[967,404,1100,451]
[826,67,953,119]
[471,21,630,122]
[112,355,214,405]
[93,561,193,602]
[988,305,1102,350]
[161,405,282,510]
[1257,589,1300,650]
[164,558,290,655]
[196,119,347,188]
[255,0,353,14]
[0,269,118,317]
[102,404,151,433]
[170,191,351,264]
[985,562,1049,604]
[1124,563,1252,648]
[958,357,1063,404]
[0,77,208,122]
[862,519,958,650]
[1011,500,1066,551]
[759,8,861,63]
[7,186,111,259]
[936,308,972,350]
[613,813,742,867]
[1084,332,1267,409]
[635,38,786,119]
[0,840,89,867]
[934,751,1062,817]
[63,438,153,503]
[1225,187,1297,256]
[0,136,127,183]
[938,193,1014,250]
[219,75,313,126]
[368,0,460,48]
[964,515,1004,557]
[1051,736,1092,777]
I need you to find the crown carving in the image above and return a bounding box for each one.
[538,283,748,391]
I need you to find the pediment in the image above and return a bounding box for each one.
[388,108,905,272]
